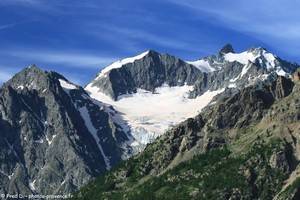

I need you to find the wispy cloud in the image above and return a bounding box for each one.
[161,0,300,60]
[166,0,300,50]
[105,26,195,51]
[0,0,41,6]
[0,49,117,69]
[0,23,17,31]
[0,20,36,31]
[0,0,62,15]
[85,23,214,56]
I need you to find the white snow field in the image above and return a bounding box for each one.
[86,83,224,150]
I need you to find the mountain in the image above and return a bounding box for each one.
[1,45,299,197]
[85,45,299,152]
[0,66,133,195]
[74,70,300,200]
[188,45,298,97]
[86,50,204,100]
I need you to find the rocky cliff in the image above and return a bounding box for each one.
[0,66,133,195]
[74,72,300,200]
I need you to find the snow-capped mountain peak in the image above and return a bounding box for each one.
[96,50,150,79]
[186,59,217,73]
[186,44,236,73]
[224,47,276,66]
[222,47,295,77]
[85,44,299,152]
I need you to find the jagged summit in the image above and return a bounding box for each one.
[223,46,274,64]
[76,68,300,200]
[85,45,300,154]
[87,49,202,100]
[146,49,159,55]
[220,45,299,76]
[187,45,284,74]
[3,65,74,94]
[87,45,299,102]
[3,65,49,91]
[219,43,235,54]
[0,64,133,194]
[13,64,45,77]
[4,65,81,92]
[91,44,296,87]
[247,46,268,53]
[95,49,191,81]
[1,45,300,197]
[96,50,151,79]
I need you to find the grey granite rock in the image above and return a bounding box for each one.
[0,66,132,195]
[88,46,299,101]
[89,50,205,100]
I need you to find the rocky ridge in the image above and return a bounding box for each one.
[1,45,300,198]
[74,70,300,200]
[0,66,133,195]
[85,45,299,152]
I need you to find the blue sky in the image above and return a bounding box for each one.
[0,0,299,85]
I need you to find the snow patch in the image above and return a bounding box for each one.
[8,172,14,180]
[34,138,44,144]
[46,134,57,145]
[228,83,237,88]
[61,180,66,186]
[78,106,111,170]
[263,52,276,70]
[240,62,252,78]
[186,59,215,72]
[224,49,277,69]
[59,79,77,90]
[224,51,260,65]
[17,85,24,90]
[229,76,239,83]
[224,49,287,77]
[86,83,224,150]
[29,179,36,191]
[276,68,287,76]
[86,96,134,159]
[97,50,149,78]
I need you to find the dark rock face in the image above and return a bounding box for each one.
[192,53,297,98]
[190,61,244,97]
[107,75,295,179]
[144,115,206,175]
[74,71,300,200]
[89,50,205,100]
[76,46,300,199]
[0,66,131,195]
[1,46,299,197]
[206,75,294,129]
[88,46,299,101]
[269,76,294,99]
[175,75,293,170]
[219,43,235,54]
